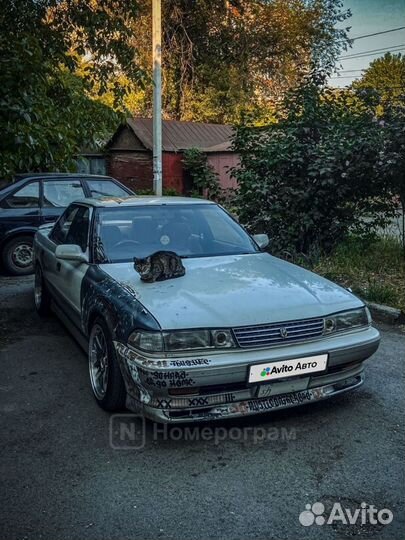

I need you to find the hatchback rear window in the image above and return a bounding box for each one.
[43,180,85,208]
[85,179,130,199]
[0,182,40,208]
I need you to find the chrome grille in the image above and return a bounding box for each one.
[233,318,325,348]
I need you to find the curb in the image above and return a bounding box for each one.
[366,301,405,325]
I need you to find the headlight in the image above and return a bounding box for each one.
[128,331,164,352]
[324,307,371,335]
[127,329,236,353]
[164,330,211,351]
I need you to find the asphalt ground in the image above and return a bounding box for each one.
[0,275,404,540]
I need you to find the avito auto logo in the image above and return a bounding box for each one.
[260,360,319,378]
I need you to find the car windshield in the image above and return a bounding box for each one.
[94,203,259,263]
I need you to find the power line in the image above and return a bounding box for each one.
[339,44,405,60]
[328,84,405,89]
[338,69,365,73]
[340,44,405,59]
[330,74,405,85]
[330,75,363,79]
[330,76,402,80]
[339,47,405,61]
[340,49,405,60]
[349,26,405,41]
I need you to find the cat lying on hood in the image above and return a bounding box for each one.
[134,251,186,283]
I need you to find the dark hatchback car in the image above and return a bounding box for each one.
[0,173,133,275]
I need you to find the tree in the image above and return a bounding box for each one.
[353,53,405,252]
[120,0,351,123]
[0,0,144,178]
[0,66,120,177]
[0,0,351,177]
[353,53,405,112]
[232,71,389,258]
[379,101,405,253]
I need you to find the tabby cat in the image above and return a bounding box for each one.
[134,251,186,282]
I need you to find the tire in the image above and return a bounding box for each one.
[88,318,127,411]
[2,235,34,275]
[34,265,51,316]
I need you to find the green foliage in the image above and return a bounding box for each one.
[182,148,221,200]
[233,70,393,257]
[351,54,405,253]
[379,101,405,254]
[0,61,121,177]
[0,0,352,177]
[124,0,351,123]
[316,235,404,274]
[353,53,405,112]
[47,1,146,90]
[313,236,405,310]
[361,282,398,307]
[0,0,143,179]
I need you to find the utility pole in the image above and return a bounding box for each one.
[152,0,163,196]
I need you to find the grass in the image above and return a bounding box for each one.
[312,236,405,312]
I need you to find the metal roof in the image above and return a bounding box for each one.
[125,118,234,153]
[75,196,215,208]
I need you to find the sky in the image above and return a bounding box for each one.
[330,0,405,87]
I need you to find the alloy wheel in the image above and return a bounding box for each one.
[89,324,109,400]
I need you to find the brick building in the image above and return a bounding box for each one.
[106,118,239,194]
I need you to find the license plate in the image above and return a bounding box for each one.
[247,389,321,412]
[248,354,328,384]
[257,377,310,398]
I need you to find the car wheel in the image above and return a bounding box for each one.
[88,318,127,411]
[34,265,51,316]
[2,235,34,275]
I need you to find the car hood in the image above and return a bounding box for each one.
[99,253,363,330]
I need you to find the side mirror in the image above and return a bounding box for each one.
[253,234,270,250]
[55,244,88,263]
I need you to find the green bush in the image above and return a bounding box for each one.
[233,72,391,258]
[182,148,221,201]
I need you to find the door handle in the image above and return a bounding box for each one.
[56,262,61,272]
[44,216,56,222]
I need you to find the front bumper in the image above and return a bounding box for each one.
[114,326,380,423]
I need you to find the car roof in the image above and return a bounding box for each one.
[75,196,216,207]
[0,173,123,197]
[14,173,114,180]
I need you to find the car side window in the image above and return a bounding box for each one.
[0,181,40,208]
[42,180,85,208]
[85,179,129,199]
[65,207,90,252]
[49,205,80,245]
